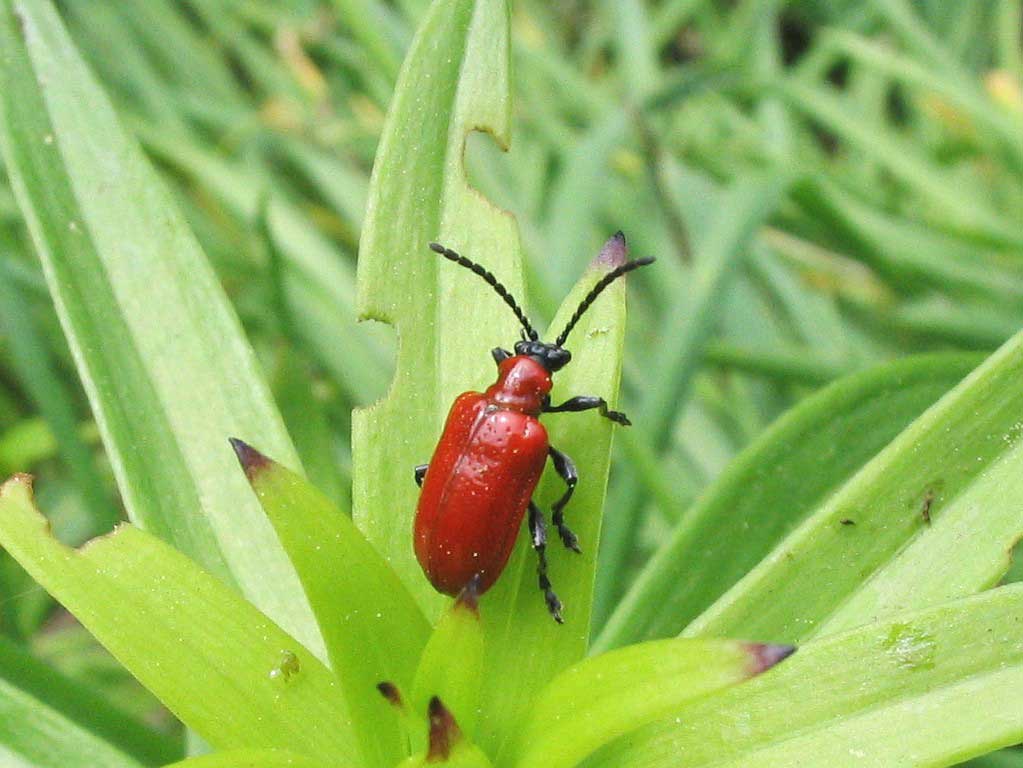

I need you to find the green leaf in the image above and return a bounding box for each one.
[688,330,1023,642]
[328,0,407,83]
[232,441,430,768]
[512,638,794,768]
[397,743,494,768]
[0,635,180,765]
[961,749,1023,768]
[354,0,515,614]
[0,474,359,765]
[0,682,144,768]
[162,750,330,768]
[776,78,1023,248]
[0,0,320,651]
[357,5,638,757]
[595,352,980,652]
[587,585,1023,767]
[411,591,485,738]
[132,124,390,404]
[0,258,115,533]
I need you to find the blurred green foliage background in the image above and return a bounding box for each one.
[0,0,1020,753]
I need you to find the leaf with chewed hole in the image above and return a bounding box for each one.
[0,474,358,765]
[356,1,635,758]
[354,0,518,615]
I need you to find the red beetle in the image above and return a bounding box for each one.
[413,233,654,621]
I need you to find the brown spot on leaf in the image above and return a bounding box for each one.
[921,490,934,525]
[376,681,403,708]
[427,696,462,761]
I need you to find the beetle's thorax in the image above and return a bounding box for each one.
[485,355,552,414]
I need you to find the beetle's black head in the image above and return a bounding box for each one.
[515,340,572,373]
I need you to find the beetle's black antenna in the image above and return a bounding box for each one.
[429,243,539,341]
[555,257,655,347]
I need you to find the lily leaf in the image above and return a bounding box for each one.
[232,440,430,768]
[0,634,179,765]
[356,1,638,756]
[587,584,1023,767]
[0,0,318,650]
[596,352,980,651]
[162,750,330,768]
[688,330,1023,642]
[411,588,485,738]
[0,474,358,765]
[354,0,517,616]
[513,638,794,768]
[0,638,154,768]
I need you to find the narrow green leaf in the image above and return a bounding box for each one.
[608,0,659,100]
[354,0,515,613]
[232,440,430,768]
[595,353,979,652]
[688,330,1023,642]
[0,635,180,765]
[0,671,145,768]
[513,638,794,768]
[961,749,1023,768]
[776,78,1022,247]
[271,353,349,515]
[162,750,330,768]
[588,585,1023,767]
[0,474,359,764]
[329,0,407,82]
[0,0,320,651]
[411,591,485,737]
[130,123,390,404]
[544,114,629,293]
[823,29,1023,159]
[0,262,115,532]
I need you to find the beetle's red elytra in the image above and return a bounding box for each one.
[413,233,654,622]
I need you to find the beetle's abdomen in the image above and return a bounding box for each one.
[414,392,549,596]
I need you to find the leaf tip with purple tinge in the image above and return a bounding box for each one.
[593,231,628,269]
[229,437,270,481]
[746,643,797,675]
[455,574,482,615]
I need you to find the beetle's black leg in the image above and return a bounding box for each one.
[491,347,512,366]
[414,464,429,487]
[548,446,580,553]
[528,501,563,623]
[544,395,631,426]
